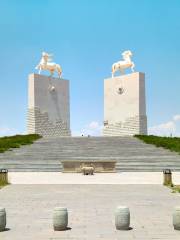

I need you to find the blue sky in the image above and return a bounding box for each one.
[0,0,180,136]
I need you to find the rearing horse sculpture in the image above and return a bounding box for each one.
[112,50,135,77]
[35,52,62,78]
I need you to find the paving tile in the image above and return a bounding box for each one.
[0,184,180,239]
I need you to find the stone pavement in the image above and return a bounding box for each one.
[8,172,180,184]
[0,184,180,239]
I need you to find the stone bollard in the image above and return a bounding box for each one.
[53,207,68,231]
[0,208,6,232]
[163,169,172,186]
[173,207,180,230]
[0,169,8,185]
[115,206,130,230]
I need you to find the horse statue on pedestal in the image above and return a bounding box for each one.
[35,52,62,78]
[112,50,135,77]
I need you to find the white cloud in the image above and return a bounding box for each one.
[149,121,175,136]
[0,126,20,137]
[173,115,180,121]
[148,114,180,136]
[71,130,82,136]
[88,121,100,129]
[72,121,103,136]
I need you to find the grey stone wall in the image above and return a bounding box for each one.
[27,107,71,137]
[103,115,147,136]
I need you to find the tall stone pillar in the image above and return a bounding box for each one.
[27,73,71,137]
[103,72,147,136]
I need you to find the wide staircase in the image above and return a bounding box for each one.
[0,136,180,172]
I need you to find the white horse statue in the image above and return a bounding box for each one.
[35,52,62,78]
[112,50,135,77]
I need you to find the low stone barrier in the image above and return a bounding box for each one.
[115,206,130,230]
[53,207,68,231]
[0,208,6,232]
[2,205,180,232]
[61,160,117,173]
[173,207,180,230]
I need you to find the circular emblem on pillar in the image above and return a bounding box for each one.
[118,87,125,95]
[48,85,55,92]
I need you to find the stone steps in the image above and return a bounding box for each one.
[0,156,179,161]
[116,165,180,171]
[6,168,62,172]
[0,160,179,165]
[0,136,180,172]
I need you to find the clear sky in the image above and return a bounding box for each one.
[0,0,180,136]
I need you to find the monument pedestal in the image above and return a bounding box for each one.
[103,72,147,136]
[27,73,71,137]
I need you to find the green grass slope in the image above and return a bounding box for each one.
[0,134,41,153]
[135,135,180,154]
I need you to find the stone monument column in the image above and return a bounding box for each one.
[27,74,71,137]
[103,51,147,136]
[27,52,71,137]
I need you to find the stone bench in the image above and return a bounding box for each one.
[61,160,116,173]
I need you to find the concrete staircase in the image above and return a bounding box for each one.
[0,136,180,172]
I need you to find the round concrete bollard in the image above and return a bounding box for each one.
[173,207,180,230]
[115,206,130,230]
[53,207,68,231]
[0,208,6,232]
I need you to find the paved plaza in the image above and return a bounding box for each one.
[7,172,180,184]
[0,184,180,239]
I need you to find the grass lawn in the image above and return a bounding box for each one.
[0,134,41,153]
[170,185,180,193]
[135,135,180,154]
